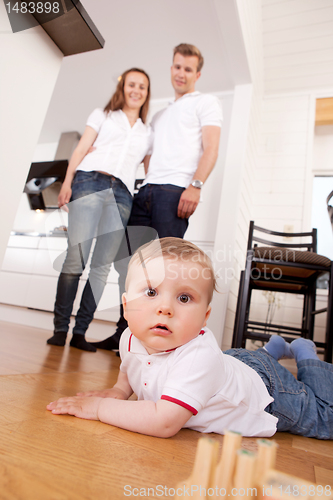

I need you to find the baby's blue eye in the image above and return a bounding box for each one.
[145,288,157,297]
[178,294,190,304]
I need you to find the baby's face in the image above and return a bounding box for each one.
[123,257,212,354]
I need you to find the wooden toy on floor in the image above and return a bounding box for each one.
[175,431,331,500]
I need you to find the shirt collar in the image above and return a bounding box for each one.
[127,329,206,356]
[168,90,201,105]
[117,109,143,127]
[127,333,171,356]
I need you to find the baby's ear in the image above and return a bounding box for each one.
[122,293,128,319]
[203,305,211,327]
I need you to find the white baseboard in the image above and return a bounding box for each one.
[0,303,116,340]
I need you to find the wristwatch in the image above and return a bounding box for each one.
[191,179,203,189]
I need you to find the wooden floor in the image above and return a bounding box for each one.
[0,321,332,500]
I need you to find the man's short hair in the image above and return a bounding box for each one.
[127,237,216,303]
[173,43,204,72]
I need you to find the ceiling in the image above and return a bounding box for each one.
[38,0,251,143]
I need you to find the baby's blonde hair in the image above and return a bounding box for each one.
[126,237,217,303]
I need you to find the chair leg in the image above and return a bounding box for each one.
[232,271,244,348]
[304,278,316,340]
[324,262,333,363]
[232,254,253,349]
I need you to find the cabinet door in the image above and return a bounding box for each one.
[25,275,58,312]
[1,247,36,274]
[0,271,30,307]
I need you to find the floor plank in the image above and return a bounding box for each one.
[0,320,332,499]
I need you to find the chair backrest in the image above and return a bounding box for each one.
[327,190,333,228]
[247,221,317,253]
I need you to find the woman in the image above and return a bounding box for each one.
[47,68,151,351]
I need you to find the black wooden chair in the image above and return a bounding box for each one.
[232,221,333,363]
[327,190,333,232]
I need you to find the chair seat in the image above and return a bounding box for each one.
[254,247,331,267]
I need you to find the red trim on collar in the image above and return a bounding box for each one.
[199,330,205,335]
[161,395,198,415]
[128,333,133,352]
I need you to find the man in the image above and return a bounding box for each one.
[91,43,223,351]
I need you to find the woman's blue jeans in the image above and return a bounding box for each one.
[225,348,333,439]
[53,171,132,336]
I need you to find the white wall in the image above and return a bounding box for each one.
[262,0,333,94]
[218,0,264,349]
[313,125,333,173]
[0,4,63,267]
[209,84,253,347]
[253,94,313,233]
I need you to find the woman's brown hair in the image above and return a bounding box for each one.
[104,68,150,123]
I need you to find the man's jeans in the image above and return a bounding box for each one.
[114,183,189,298]
[225,348,333,439]
[54,171,132,335]
[128,183,189,237]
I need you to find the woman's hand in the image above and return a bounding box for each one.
[47,396,102,420]
[58,183,72,210]
[56,125,98,211]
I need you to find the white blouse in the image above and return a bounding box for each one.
[78,108,151,195]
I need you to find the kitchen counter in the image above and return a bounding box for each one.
[11,230,67,238]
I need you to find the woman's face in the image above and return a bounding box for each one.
[123,71,149,112]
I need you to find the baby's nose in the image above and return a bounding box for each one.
[157,301,173,317]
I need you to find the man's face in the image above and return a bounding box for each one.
[123,257,211,354]
[170,53,201,99]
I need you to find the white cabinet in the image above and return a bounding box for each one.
[0,234,119,322]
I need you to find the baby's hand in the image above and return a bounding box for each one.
[47,396,102,420]
[77,388,127,399]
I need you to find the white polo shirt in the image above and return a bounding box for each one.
[78,108,151,195]
[142,92,223,188]
[119,327,277,437]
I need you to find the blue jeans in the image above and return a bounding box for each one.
[128,184,189,237]
[54,171,132,335]
[225,348,333,439]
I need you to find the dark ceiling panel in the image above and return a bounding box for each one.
[32,0,104,56]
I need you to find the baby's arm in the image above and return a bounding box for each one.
[97,398,192,438]
[76,370,133,400]
[47,387,192,438]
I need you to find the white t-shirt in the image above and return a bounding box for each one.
[78,108,151,195]
[142,92,223,188]
[119,327,278,437]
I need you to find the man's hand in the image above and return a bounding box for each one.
[47,396,102,420]
[177,185,201,219]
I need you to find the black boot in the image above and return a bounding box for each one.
[47,332,67,346]
[90,306,128,351]
[70,333,97,352]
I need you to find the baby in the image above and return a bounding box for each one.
[47,237,333,439]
